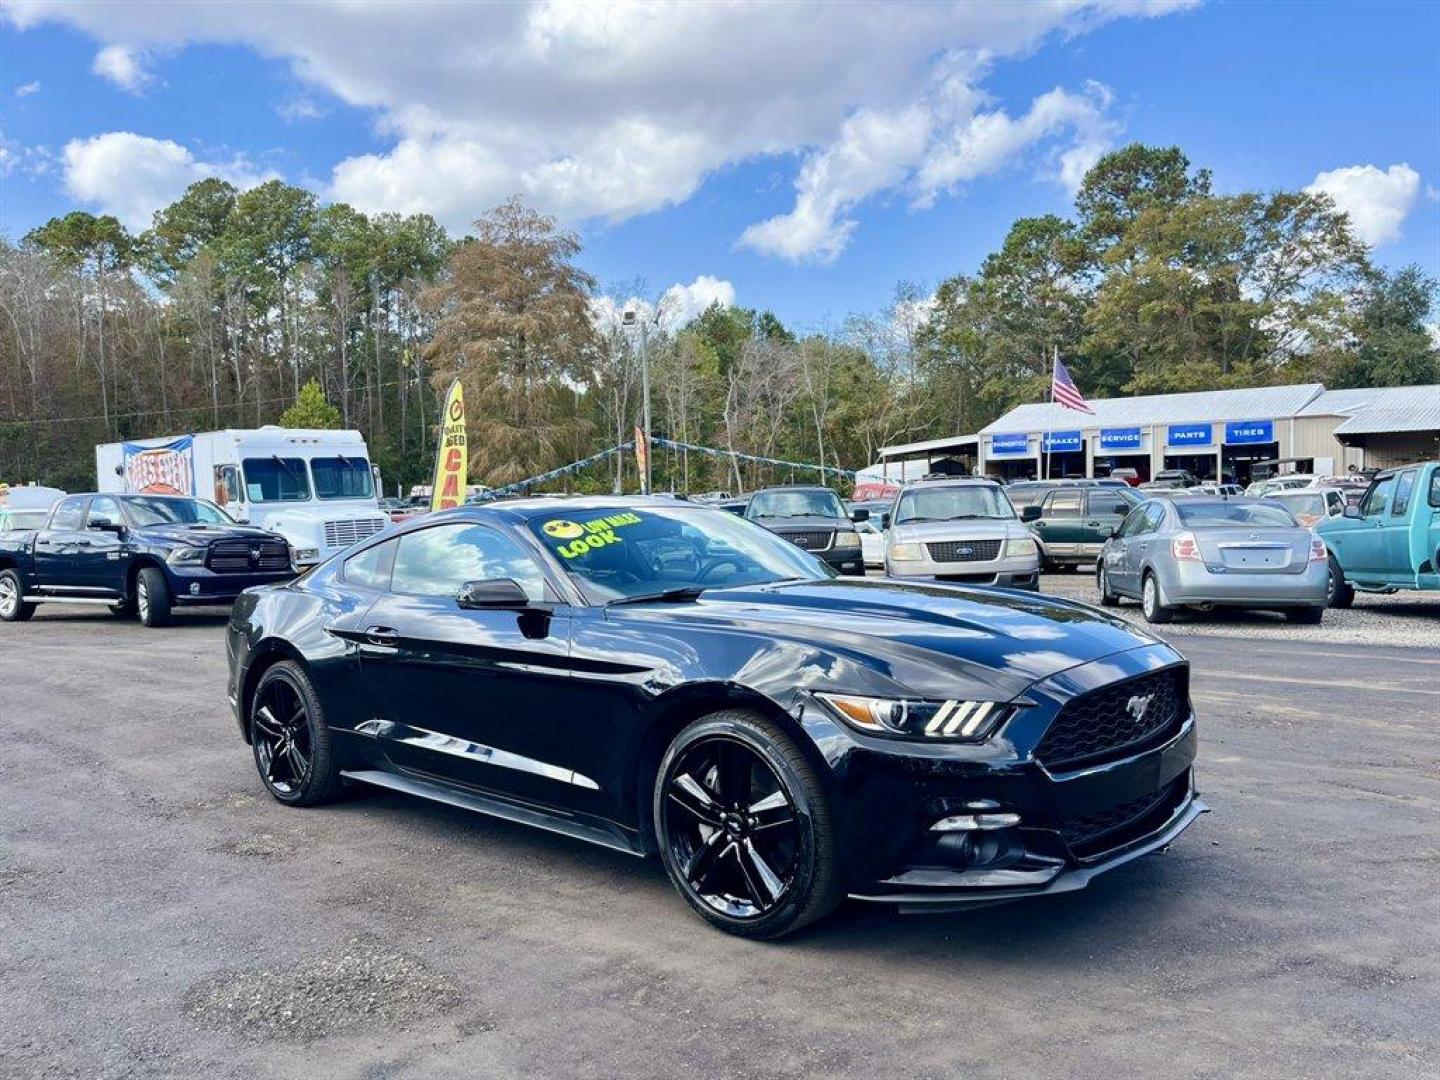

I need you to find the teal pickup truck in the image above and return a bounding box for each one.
[1316,461,1440,607]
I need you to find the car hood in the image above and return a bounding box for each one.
[137,522,283,547]
[748,514,851,531]
[890,518,1024,541]
[614,577,1163,701]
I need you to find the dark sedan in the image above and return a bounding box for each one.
[227,498,1205,938]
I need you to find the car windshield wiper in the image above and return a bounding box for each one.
[607,586,708,606]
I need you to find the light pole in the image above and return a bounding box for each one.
[622,305,655,495]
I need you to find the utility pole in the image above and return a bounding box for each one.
[623,303,662,496]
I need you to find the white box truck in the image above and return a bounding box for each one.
[96,427,390,567]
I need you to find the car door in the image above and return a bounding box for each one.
[1103,504,1145,594]
[1382,469,1419,580]
[1082,489,1135,560]
[31,495,90,590]
[1343,475,1395,577]
[1123,502,1166,591]
[1034,489,1083,558]
[77,495,128,595]
[355,520,589,806]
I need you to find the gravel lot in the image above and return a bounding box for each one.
[3,606,1439,1079]
[1039,566,1440,649]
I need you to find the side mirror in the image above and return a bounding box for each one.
[456,577,531,610]
[1101,523,1117,538]
[89,517,125,534]
[849,507,870,523]
[1342,504,1362,519]
[1021,505,1042,523]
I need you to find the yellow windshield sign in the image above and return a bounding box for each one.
[544,512,644,559]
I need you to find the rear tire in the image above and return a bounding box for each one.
[136,567,172,628]
[1286,606,1324,625]
[654,710,842,940]
[0,569,36,622]
[1097,564,1120,607]
[1141,572,1174,624]
[1326,554,1355,609]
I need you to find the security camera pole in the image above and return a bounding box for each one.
[622,305,653,495]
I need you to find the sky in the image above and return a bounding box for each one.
[2,0,1437,331]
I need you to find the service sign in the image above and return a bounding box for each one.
[1099,427,1143,451]
[1166,423,1213,448]
[1225,419,1274,445]
[122,436,195,495]
[990,433,1030,456]
[1042,430,1082,453]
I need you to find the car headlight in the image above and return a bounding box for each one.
[888,542,924,561]
[1005,536,1037,559]
[833,531,861,549]
[292,548,320,563]
[166,546,207,566]
[815,693,1010,741]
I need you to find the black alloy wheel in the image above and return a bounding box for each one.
[250,661,341,806]
[655,711,841,939]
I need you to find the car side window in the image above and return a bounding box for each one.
[49,496,86,531]
[1390,470,1416,517]
[1088,492,1129,517]
[1360,477,1394,517]
[344,538,397,591]
[1326,491,1344,515]
[1430,470,1440,509]
[86,496,122,527]
[1138,503,1166,534]
[1045,490,1083,516]
[391,523,549,601]
[1115,506,1146,538]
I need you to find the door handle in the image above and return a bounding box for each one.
[74,540,91,547]
[364,625,399,646]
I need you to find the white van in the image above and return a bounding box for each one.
[97,427,390,567]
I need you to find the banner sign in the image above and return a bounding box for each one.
[1225,419,1274,445]
[1166,423,1213,448]
[123,436,194,495]
[429,379,468,512]
[989,433,1030,456]
[1042,430,1082,453]
[1099,427,1143,451]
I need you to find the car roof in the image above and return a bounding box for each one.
[750,484,835,493]
[459,495,724,522]
[897,477,999,492]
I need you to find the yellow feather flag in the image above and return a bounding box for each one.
[429,379,468,511]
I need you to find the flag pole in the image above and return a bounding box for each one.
[1044,345,1056,481]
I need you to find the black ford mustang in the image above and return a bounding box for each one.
[227,497,1206,938]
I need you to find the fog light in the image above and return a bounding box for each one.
[930,812,1020,832]
[189,583,201,596]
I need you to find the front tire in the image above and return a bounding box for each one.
[0,569,36,622]
[1141,572,1174,624]
[135,567,172,627]
[1326,554,1355,609]
[654,710,842,939]
[250,660,342,807]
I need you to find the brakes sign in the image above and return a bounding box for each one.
[544,512,642,559]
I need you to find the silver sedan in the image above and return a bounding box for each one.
[1097,497,1329,624]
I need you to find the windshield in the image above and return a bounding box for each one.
[895,485,1013,524]
[1175,501,1297,528]
[1268,493,1324,517]
[530,505,832,603]
[746,489,845,520]
[311,456,374,500]
[243,457,311,502]
[1,509,48,532]
[123,497,233,526]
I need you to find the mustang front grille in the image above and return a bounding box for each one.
[1033,667,1187,771]
[1049,773,1189,859]
[206,539,291,573]
[926,539,1002,563]
[323,517,386,550]
[781,530,832,552]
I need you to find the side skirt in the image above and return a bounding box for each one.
[340,768,646,858]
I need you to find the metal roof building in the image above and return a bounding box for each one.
[875,382,1439,486]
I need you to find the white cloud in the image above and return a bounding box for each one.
[8,0,1195,246]
[14,79,40,97]
[591,275,736,335]
[61,132,274,230]
[277,96,325,123]
[1305,163,1422,247]
[91,44,153,94]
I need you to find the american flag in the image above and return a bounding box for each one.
[1051,358,1094,414]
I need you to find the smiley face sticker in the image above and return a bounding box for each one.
[542,519,586,541]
